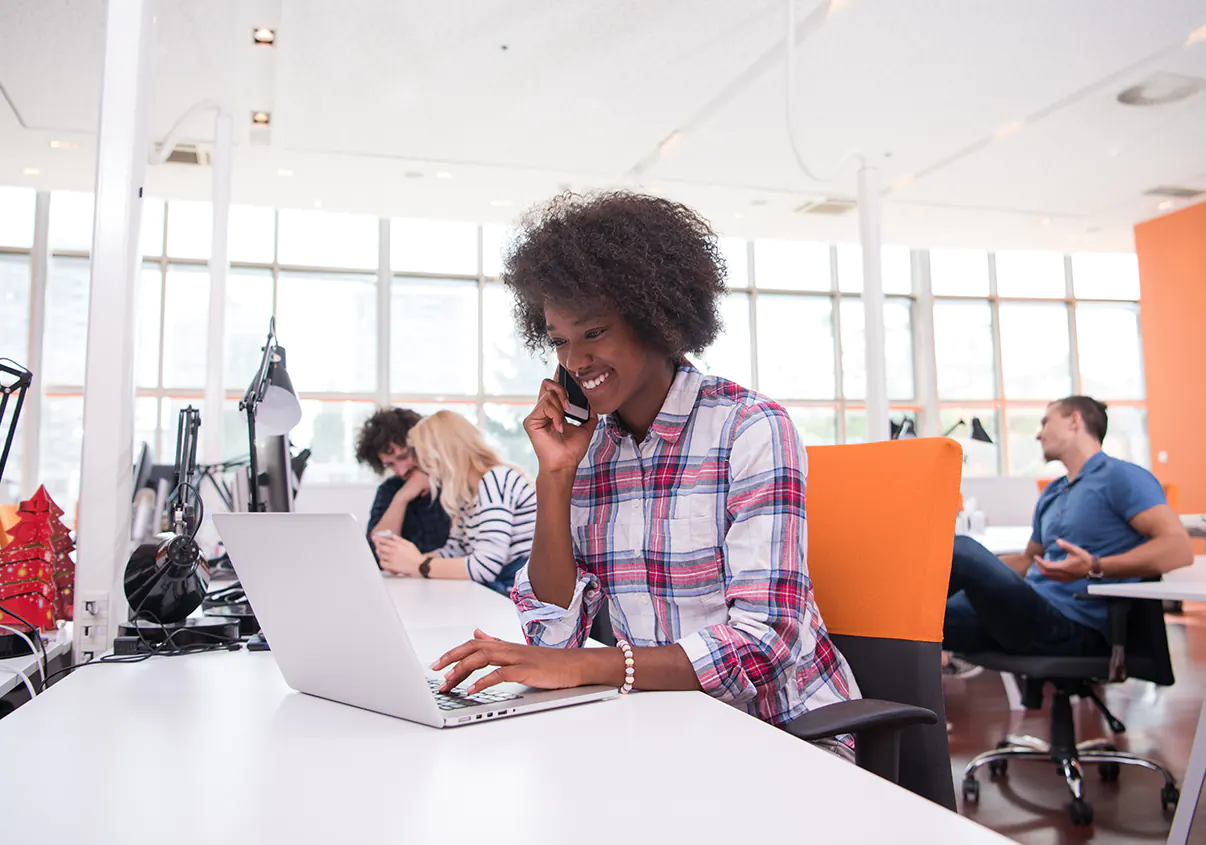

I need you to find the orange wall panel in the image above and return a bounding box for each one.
[1134,201,1206,517]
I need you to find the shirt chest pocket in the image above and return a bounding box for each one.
[645,516,726,609]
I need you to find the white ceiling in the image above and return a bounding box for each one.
[1,0,1204,251]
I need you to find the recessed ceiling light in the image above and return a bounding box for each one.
[750,199,768,207]
[48,140,79,150]
[435,171,453,180]
[252,27,276,45]
[313,200,323,209]
[490,199,513,207]
[404,170,425,179]
[251,111,271,125]
[733,212,743,219]
[1117,73,1204,106]
[994,121,1024,139]
[1187,24,1206,46]
[890,173,916,191]
[1040,217,1051,227]
[276,168,293,177]
[1158,200,1174,211]
[658,132,683,155]
[21,167,40,176]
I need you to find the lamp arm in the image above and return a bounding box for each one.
[0,358,33,486]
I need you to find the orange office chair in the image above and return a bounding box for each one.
[0,504,18,549]
[785,438,963,809]
[1037,478,1179,510]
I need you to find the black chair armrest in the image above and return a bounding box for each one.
[1075,591,1137,681]
[784,698,937,741]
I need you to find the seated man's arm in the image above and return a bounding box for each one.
[1099,505,1194,578]
[1000,541,1045,576]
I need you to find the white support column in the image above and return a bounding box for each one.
[376,218,391,408]
[914,250,941,436]
[21,193,50,490]
[73,0,156,661]
[203,112,233,462]
[858,164,889,442]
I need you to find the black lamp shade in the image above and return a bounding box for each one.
[125,533,210,623]
[970,417,995,444]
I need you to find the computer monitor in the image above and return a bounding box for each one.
[257,435,294,513]
[131,441,152,500]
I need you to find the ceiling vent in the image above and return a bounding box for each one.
[795,197,856,216]
[1145,185,1204,200]
[162,143,212,166]
[1117,72,1205,106]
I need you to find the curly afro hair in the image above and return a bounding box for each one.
[501,191,728,359]
[355,407,421,475]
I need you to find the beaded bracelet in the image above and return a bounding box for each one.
[617,639,635,695]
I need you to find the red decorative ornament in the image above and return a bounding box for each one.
[0,486,75,629]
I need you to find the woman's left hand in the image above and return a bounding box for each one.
[432,629,599,694]
[377,535,424,576]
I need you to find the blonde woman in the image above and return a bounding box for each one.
[375,411,537,595]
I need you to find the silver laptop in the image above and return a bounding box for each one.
[212,512,616,727]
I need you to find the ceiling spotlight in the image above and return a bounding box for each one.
[658,131,683,155]
[1117,72,1204,106]
[48,140,79,150]
[276,168,293,177]
[21,167,40,176]
[251,111,271,126]
[890,173,916,191]
[489,199,514,208]
[994,120,1025,139]
[1040,217,1051,227]
[313,200,323,209]
[1187,24,1206,46]
[1158,200,1174,211]
[435,171,453,180]
[252,27,276,45]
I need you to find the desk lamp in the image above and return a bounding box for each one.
[943,417,995,444]
[241,317,302,512]
[0,358,32,487]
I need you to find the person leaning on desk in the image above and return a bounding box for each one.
[431,191,862,759]
[356,408,451,563]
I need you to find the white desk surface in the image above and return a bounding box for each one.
[0,624,72,696]
[0,578,1008,845]
[1087,556,1206,603]
[968,525,1032,557]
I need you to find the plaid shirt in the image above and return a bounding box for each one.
[513,364,860,737]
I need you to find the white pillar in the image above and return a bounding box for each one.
[21,193,50,490]
[376,218,391,408]
[204,112,233,462]
[858,164,889,442]
[73,0,156,660]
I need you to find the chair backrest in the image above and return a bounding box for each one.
[1037,478,1180,510]
[806,438,963,809]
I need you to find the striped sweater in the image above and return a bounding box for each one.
[435,466,537,592]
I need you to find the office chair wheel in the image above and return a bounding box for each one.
[1162,783,1180,812]
[1068,799,1094,826]
[962,776,980,803]
[1099,762,1121,782]
[988,759,1008,778]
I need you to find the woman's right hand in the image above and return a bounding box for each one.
[523,379,598,475]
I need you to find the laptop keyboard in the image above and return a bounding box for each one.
[427,678,522,711]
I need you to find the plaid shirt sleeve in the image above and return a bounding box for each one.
[511,559,604,649]
[675,403,819,724]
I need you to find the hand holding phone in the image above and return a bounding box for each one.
[555,365,591,425]
[523,369,598,474]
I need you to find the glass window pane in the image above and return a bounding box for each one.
[939,408,999,477]
[391,279,478,395]
[719,238,749,288]
[839,298,914,401]
[391,219,478,276]
[228,205,276,264]
[0,186,35,248]
[929,249,989,296]
[786,407,837,446]
[933,301,995,400]
[1076,304,1144,400]
[755,295,834,399]
[1103,406,1150,468]
[43,256,91,386]
[696,292,752,386]
[161,266,211,389]
[135,265,162,389]
[39,395,84,525]
[1005,407,1064,477]
[278,209,377,270]
[482,404,539,478]
[291,399,377,483]
[482,224,515,279]
[223,269,275,391]
[1072,253,1140,301]
[482,284,548,396]
[277,271,377,393]
[837,244,912,294]
[166,200,213,260]
[753,240,831,291]
[140,197,165,257]
[845,409,867,444]
[0,255,31,363]
[995,250,1066,299]
[160,397,205,467]
[999,303,1072,399]
[49,191,94,252]
[406,403,479,425]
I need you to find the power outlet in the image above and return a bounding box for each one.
[78,593,111,652]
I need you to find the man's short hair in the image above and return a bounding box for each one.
[355,407,421,474]
[1054,396,1109,443]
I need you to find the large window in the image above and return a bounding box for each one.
[0,186,1152,520]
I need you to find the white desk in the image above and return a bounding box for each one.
[968,525,1032,557]
[0,625,72,697]
[0,578,1010,844]
[1089,557,1206,845]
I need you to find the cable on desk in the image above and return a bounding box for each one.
[0,665,37,699]
[0,600,49,693]
[0,624,44,689]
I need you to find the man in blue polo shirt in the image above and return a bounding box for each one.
[945,396,1193,656]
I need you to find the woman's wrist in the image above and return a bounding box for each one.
[536,468,576,491]
[578,646,627,688]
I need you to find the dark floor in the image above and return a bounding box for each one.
[947,604,1206,843]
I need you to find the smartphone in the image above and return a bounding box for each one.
[555,365,591,425]
[373,529,397,539]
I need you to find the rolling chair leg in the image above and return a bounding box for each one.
[1082,685,1127,734]
[1003,734,1049,752]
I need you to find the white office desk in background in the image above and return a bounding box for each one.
[0,578,1009,845]
[0,625,72,697]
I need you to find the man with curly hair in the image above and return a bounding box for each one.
[432,192,861,758]
[356,407,450,562]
